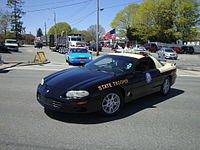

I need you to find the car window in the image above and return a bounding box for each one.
[135,57,156,72]
[69,48,88,53]
[85,55,137,73]
[165,49,174,52]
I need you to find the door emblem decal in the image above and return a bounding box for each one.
[146,73,152,83]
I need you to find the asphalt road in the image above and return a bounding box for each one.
[0,68,200,150]
[0,46,200,150]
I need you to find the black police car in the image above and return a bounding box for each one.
[37,53,176,116]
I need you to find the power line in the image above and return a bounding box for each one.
[101,1,142,10]
[70,10,96,26]
[70,1,142,26]
[24,0,78,8]
[62,0,93,21]
[26,0,93,13]
[70,1,142,27]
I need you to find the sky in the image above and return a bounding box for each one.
[0,0,142,36]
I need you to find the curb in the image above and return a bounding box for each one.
[0,60,51,70]
[177,66,200,72]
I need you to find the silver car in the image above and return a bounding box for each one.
[157,48,178,59]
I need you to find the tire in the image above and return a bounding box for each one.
[160,77,171,95]
[100,90,124,116]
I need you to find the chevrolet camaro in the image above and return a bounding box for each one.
[37,53,176,116]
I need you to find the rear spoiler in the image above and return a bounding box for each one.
[156,57,176,66]
[156,57,167,62]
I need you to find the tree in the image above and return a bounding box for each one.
[48,22,71,35]
[173,0,200,41]
[7,0,25,42]
[110,3,139,41]
[111,0,199,43]
[0,10,11,37]
[36,28,43,37]
[78,30,93,42]
[87,25,105,42]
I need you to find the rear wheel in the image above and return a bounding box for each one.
[100,90,124,116]
[161,77,171,95]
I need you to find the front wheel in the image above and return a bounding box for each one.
[100,90,124,116]
[161,78,171,95]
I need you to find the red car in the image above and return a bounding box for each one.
[143,43,158,52]
[171,47,184,54]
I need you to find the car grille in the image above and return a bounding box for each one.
[38,93,62,108]
[72,57,89,59]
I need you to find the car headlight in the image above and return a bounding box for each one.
[41,78,44,85]
[89,57,92,59]
[66,90,89,99]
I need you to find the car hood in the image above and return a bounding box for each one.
[67,53,92,58]
[5,43,18,47]
[44,67,112,91]
[165,52,177,55]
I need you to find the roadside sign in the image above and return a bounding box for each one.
[34,51,47,62]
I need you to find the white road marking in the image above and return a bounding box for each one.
[178,74,200,78]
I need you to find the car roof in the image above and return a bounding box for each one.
[108,53,163,68]
[108,53,145,59]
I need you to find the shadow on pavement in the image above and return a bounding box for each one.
[0,62,23,73]
[0,70,11,73]
[45,88,184,124]
[0,50,22,53]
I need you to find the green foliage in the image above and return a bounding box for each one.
[111,0,200,43]
[0,10,11,36]
[111,3,139,37]
[7,0,25,41]
[48,22,71,35]
[78,30,93,42]
[36,28,43,37]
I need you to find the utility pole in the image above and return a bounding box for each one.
[54,12,57,47]
[96,0,99,56]
[44,22,47,46]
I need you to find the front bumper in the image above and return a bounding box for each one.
[165,55,177,59]
[6,46,18,51]
[37,92,102,113]
[69,59,92,64]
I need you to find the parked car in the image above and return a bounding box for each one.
[4,39,18,52]
[37,53,176,116]
[143,43,158,52]
[171,47,184,54]
[58,47,68,54]
[65,47,93,65]
[0,42,8,52]
[88,43,102,51]
[122,46,149,55]
[34,42,43,49]
[157,48,178,59]
[181,46,194,54]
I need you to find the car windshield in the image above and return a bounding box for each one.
[165,49,174,52]
[84,55,137,73]
[69,48,88,53]
[6,40,17,44]
[91,44,101,47]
